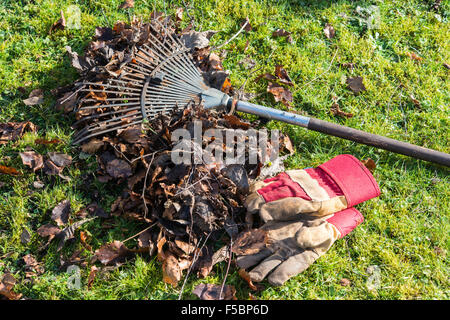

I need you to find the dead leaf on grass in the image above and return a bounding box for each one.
[48,152,72,168]
[49,10,66,34]
[361,158,376,173]
[406,52,422,62]
[0,121,36,145]
[180,30,218,50]
[51,200,71,226]
[118,0,134,9]
[87,266,98,289]
[409,94,421,107]
[272,28,293,43]
[192,283,237,300]
[331,102,354,118]
[36,224,61,239]
[340,278,351,286]
[267,82,293,107]
[175,7,183,22]
[275,65,293,86]
[0,165,20,175]
[0,273,22,300]
[346,76,366,94]
[238,268,264,291]
[19,151,44,172]
[23,89,44,106]
[106,159,132,179]
[55,218,95,251]
[35,138,62,145]
[94,240,132,266]
[323,23,336,39]
[162,253,182,287]
[20,228,31,245]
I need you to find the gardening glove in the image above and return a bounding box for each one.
[236,207,364,286]
[245,154,380,223]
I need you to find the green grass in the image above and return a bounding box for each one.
[0,0,448,300]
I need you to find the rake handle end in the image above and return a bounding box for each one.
[308,118,450,167]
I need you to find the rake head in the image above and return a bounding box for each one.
[71,23,229,145]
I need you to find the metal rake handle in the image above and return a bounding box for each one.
[235,100,450,167]
[202,88,450,167]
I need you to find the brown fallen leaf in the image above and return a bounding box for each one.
[55,218,95,251]
[238,269,264,291]
[406,52,422,62]
[35,138,62,145]
[0,273,22,300]
[444,63,450,70]
[267,82,293,107]
[272,28,293,43]
[94,240,132,266]
[223,114,251,130]
[192,283,237,300]
[180,30,218,50]
[19,151,44,172]
[20,228,31,245]
[232,229,268,255]
[361,158,376,173]
[80,139,104,154]
[323,23,336,39]
[0,121,36,145]
[275,65,293,86]
[0,165,20,175]
[340,278,351,286]
[37,224,61,239]
[339,62,357,70]
[331,102,354,118]
[106,159,132,179]
[49,10,66,34]
[409,94,421,107]
[175,7,183,22]
[220,77,232,94]
[118,0,134,9]
[279,133,295,155]
[79,231,92,251]
[87,266,98,289]
[23,89,44,106]
[51,200,71,226]
[54,91,78,113]
[162,253,182,287]
[23,254,44,277]
[346,76,366,94]
[43,159,63,176]
[48,152,72,168]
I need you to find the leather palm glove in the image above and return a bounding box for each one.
[236,207,364,286]
[245,154,380,223]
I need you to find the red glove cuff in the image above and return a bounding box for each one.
[326,207,364,238]
[319,154,380,207]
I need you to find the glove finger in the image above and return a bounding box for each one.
[236,248,272,270]
[267,250,319,286]
[248,250,286,282]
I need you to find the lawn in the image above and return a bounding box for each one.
[0,0,448,300]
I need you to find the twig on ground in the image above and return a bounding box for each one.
[301,48,339,89]
[218,240,233,300]
[182,0,196,30]
[122,222,157,243]
[178,231,213,300]
[212,17,249,50]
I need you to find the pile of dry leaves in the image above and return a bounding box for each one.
[45,14,291,298]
